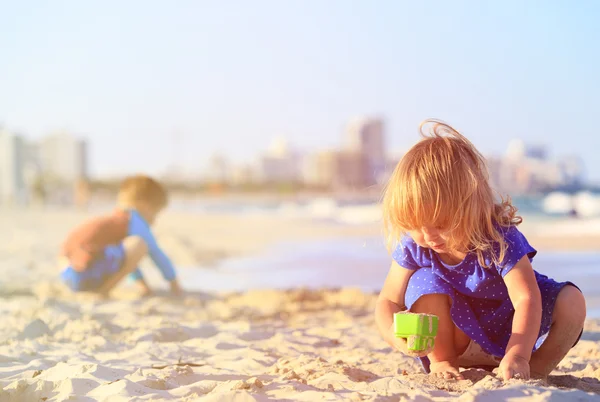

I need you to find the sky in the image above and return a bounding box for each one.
[1,0,599,181]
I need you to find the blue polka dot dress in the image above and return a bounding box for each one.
[392,225,577,358]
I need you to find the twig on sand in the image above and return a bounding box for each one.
[149,356,206,369]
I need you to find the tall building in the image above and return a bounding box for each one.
[332,151,370,191]
[0,129,27,204]
[39,131,88,183]
[344,117,386,185]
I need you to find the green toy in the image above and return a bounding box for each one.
[393,312,439,351]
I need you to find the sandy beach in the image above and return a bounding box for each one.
[1,207,599,401]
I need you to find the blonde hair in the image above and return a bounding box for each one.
[117,175,168,210]
[382,119,522,267]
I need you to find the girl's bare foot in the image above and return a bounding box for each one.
[430,360,464,380]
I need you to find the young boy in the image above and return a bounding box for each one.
[59,175,182,297]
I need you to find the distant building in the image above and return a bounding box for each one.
[344,117,386,184]
[485,155,502,192]
[303,150,371,191]
[258,156,300,183]
[491,141,585,195]
[204,153,230,184]
[267,137,291,159]
[39,131,88,183]
[506,139,548,161]
[333,151,371,191]
[229,164,258,186]
[302,151,333,188]
[0,129,27,204]
[256,137,301,184]
[557,155,585,188]
[525,145,548,160]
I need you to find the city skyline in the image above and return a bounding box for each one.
[0,118,589,206]
[0,119,588,183]
[204,116,586,194]
[1,1,599,180]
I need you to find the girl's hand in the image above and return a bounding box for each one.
[498,353,530,380]
[387,324,432,357]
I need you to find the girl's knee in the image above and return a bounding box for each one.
[412,293,451,314]
[554,285,586,327]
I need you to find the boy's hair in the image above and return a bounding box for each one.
[117,175,168,210]
[382,119,522,267]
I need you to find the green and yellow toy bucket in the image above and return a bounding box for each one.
[393,312,439,351]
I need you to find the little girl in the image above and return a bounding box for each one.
[375,119,586,381]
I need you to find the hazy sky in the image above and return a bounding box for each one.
[1,1,599,181]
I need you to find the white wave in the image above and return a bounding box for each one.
[542,191,600,218]
[276,201,304,218]
[572,192,600,218]
[542,192,574,214]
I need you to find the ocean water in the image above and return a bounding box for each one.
[162,195,600,316]
[172,236,600,318]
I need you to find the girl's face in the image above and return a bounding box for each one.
[409,226,450,253]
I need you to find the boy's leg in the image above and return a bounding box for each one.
[529,285,586,379]
[411,293,470,379]
[57,256,70,273]
[97,236,148,296]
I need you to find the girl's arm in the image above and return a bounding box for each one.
[375,260,416,346]
[503,255,542,361]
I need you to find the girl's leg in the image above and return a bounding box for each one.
[411,293,470,379]
[97,236,148,296]
[529,285,586,379]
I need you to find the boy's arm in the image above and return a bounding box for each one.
[501,255,542,376]
[147,240,177,283]
[375,260,416,345]
[128,212,178,286]
[135,240,180,295]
